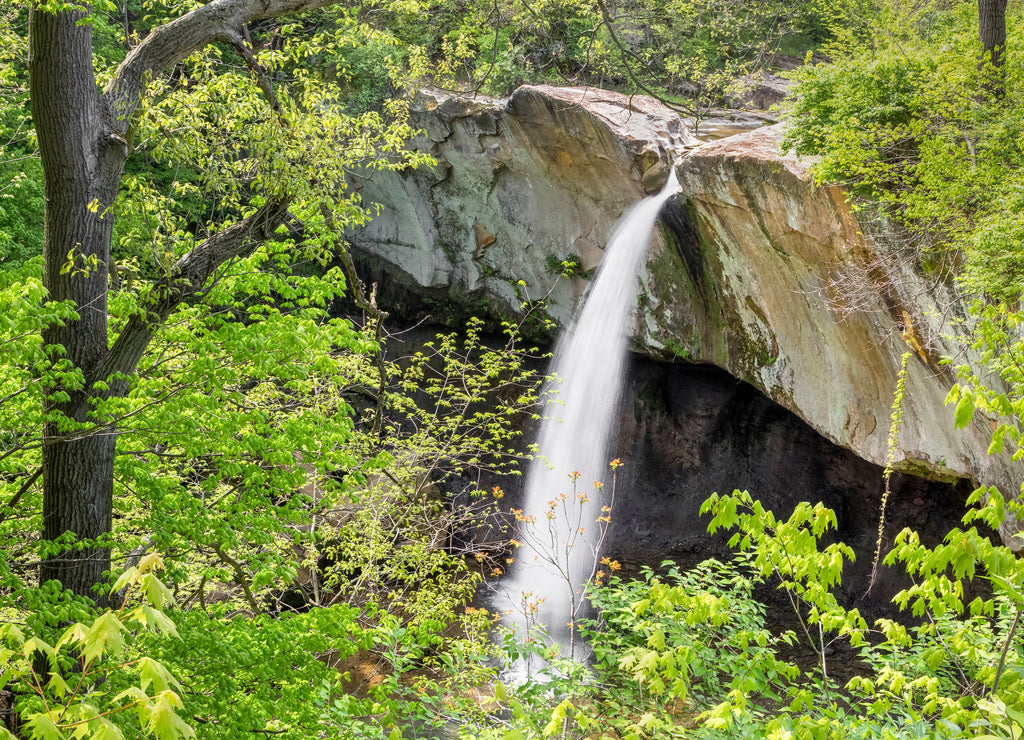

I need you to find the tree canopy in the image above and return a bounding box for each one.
[1,0,544,735]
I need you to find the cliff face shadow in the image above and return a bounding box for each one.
[609,356,978,613]
[378,325,981,619]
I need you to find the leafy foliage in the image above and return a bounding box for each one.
[324,0,856,107]
[0,2,41,267]
[1,555,192,740]
[0,1,545,735]
[465,483,1024,740]
[0,245,544,735]
[586,557,799,737]
[10,0,1024,738]
[783,0,1024,300]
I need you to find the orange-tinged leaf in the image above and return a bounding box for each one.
[138,552,165,573]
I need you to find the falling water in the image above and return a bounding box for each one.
[506,166,681,658]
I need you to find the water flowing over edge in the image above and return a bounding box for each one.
[499,166,682,663]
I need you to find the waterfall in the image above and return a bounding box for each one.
[505,166,681,659]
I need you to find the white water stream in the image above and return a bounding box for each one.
[504,167,681,659]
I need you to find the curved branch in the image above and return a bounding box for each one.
[104,0,339,129]
[0,467,42,527]
[317,203,389,438]
[592,0,695,116]
[213,543,260,613]
[96,199,291,383]
[227,33,284,118]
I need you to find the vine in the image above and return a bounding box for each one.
[868,350,912,596]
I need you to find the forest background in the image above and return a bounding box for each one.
[4,0,1024,737]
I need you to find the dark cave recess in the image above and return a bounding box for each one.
[603,355,979,611]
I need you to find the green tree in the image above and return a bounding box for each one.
[0,3,42,267]
[19,0,429,602]
[369,0,856,108]
[1,247,543,736]
[0,1,551,735]
[979,0,1008,97]
[783,0,1024,299]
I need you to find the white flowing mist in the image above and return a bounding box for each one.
[505,167,681,658]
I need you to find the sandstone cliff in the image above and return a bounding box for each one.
[346,84,1021,546]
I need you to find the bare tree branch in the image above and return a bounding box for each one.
[213,543,260,612]
[592,0,695,116]
[0,467,42,527]
[316,203,389,437]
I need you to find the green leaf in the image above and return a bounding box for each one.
[955,395,975,428]
[542,700,572,737]
[91,719,125,740]
[56,623,87,652]
[46,672,72,699]
[113,686,149,704]
[139,573,173,610]
[110,567,138,596]
[82,612,126,663]
[136,657,181,694]
[127,606,179,638]
[26,713,65,740]
[1005,703,1024,728]
[0,624,25,644]
[647,629,666,651]
[23,637,55,661]
[142,691,195,740]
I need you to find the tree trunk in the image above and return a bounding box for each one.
[29,6,128,603]
[978,0,1007,99]
[27,0,331,604]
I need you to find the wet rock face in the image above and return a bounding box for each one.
[608,358,977,607]
[347,84,1020,545]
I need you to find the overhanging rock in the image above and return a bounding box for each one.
[346,84,1022,546]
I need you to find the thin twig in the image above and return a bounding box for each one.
[0,467,41,526]
[227,33,285,120]
[213,544,259,613]
[592,0,694,116]
[992,607,1022,697]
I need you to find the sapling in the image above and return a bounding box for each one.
[492,459,621,667]
[1,554,192,740]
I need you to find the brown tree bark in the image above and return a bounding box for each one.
[28,0,333,602]
[30,4,125,602]
[978,0,1008,99]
